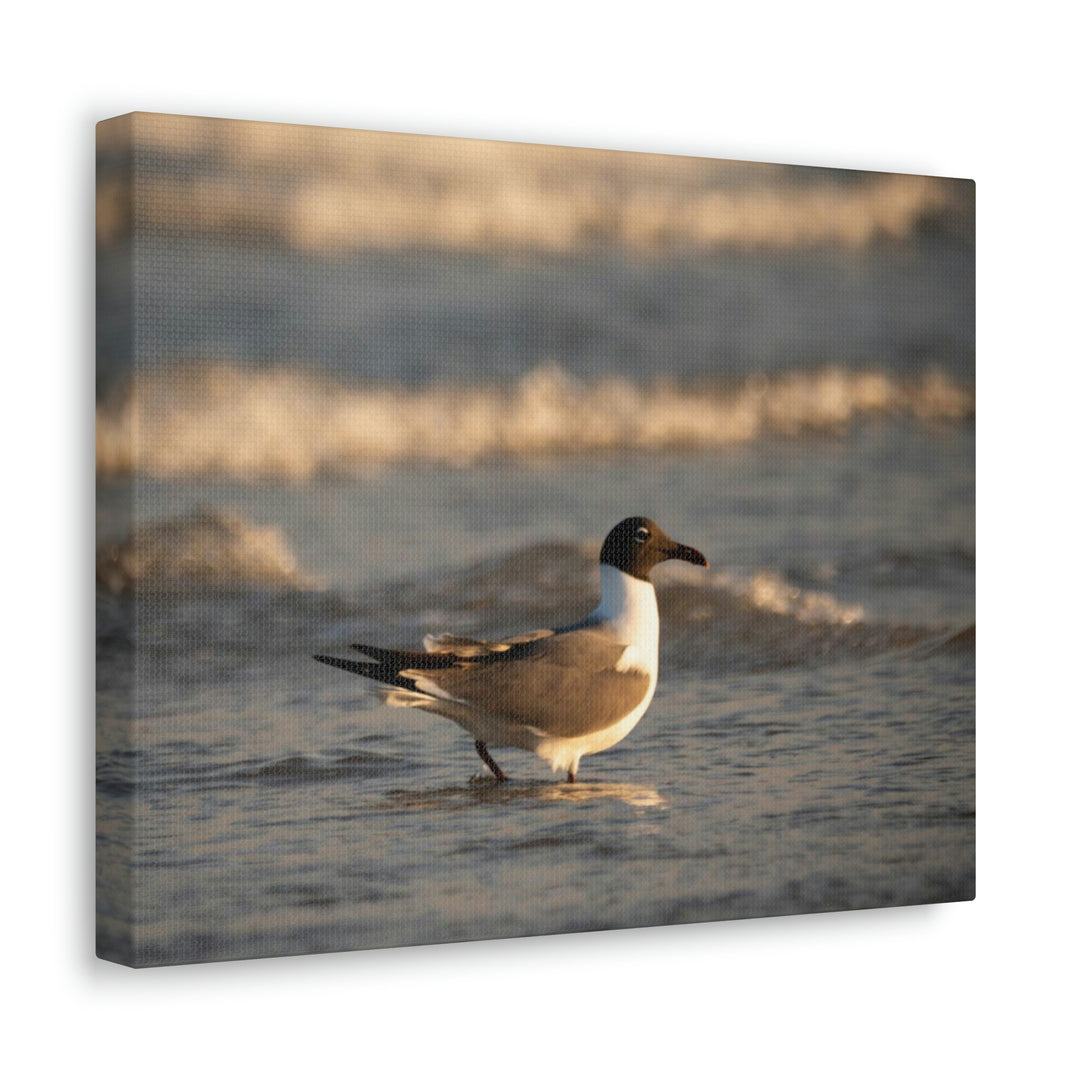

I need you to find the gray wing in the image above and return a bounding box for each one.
[420,627,650,739]
[422,629,554,656]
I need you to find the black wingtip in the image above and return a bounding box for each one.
[314,651,418,690]
[313,654,377,677]
[348,642,405,665]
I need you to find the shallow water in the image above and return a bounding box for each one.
[97,426,974,966]
[98,646,973,965]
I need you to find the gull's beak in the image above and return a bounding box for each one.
[667,541,709,568]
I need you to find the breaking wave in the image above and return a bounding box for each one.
[96,362,973,479]
[98,117,972,255]
[96,508,938,673]
[338,540,932,675]
[96,507,316,592]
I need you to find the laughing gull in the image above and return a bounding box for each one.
[314,517,708,782]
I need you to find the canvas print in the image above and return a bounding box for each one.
[96,113,975,967]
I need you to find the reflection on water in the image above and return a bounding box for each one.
[387,779,667,811]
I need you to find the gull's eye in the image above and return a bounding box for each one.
[634,526,650,544]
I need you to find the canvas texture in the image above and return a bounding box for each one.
[96,112,975,967]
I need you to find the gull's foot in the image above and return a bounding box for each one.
[475,740,509,783]
[567,767,576,783]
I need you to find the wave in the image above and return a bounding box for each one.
[95,747,408,796]
[96,507,316,592]
[99,116,972,255]
[97,512,946,692]
[96,506,869,635]
[340,540,932,675]
[96,362,973,479]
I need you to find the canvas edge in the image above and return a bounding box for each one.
[95,112,138,967]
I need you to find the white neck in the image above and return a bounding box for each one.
[594,564,660,655]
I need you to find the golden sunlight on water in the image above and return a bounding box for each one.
[530,781,666,808]
[97,113,972,255]
[383,779,666,811]
[95,362,974,479]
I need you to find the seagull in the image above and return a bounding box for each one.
[314,517,708,783]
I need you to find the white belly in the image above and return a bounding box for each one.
[533,565,661,775]
[531,668,658,774]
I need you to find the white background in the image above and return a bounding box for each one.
[5,2,1074,1076]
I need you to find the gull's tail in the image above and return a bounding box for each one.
[313,643,459,691]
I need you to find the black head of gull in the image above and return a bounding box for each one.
[599,516,709,581]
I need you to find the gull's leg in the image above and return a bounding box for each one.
[567,766,576,783]
[475,740,509,782]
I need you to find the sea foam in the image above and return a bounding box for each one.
[96,362,973,480]
[97,507,315,591]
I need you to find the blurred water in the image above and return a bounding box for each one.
[98,239,973,397]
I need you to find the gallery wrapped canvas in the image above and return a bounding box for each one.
[96,112,974,967]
